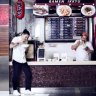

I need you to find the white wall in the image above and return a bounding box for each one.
[34,18,44,41]
[45,43,75,61]
[17,18,25,33]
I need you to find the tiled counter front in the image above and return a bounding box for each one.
[9,65,96,87]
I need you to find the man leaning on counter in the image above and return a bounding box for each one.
[71,32,94,61]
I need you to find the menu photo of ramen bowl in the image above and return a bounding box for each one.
[81,5,96,16]
[33,4,49,16]
[56,5,72,16]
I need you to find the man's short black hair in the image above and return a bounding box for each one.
[22,29,30,36]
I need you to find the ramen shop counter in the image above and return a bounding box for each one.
[9,61,96,65]
[9,61,96,87]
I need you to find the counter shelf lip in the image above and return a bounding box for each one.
[9,61,96,65]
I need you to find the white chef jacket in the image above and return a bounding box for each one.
[73,40,94,61]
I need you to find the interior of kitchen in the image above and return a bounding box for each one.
[9,0,96,64]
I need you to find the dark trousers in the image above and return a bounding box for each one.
[12,60,32,90]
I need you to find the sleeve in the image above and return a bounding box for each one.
[87,42,94,51]
[11,37,18,43]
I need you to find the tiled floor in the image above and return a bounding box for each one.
[0,91,9,96]
[9,87,96,96]
[9,93,96,96]
[0,56,9,91]
[9,94,49,96]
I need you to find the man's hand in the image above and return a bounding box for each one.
[71,40,80,50]
[10,42,19,48]
[84,46,94,54]
[76,41,80,46]
[84,46,89,51]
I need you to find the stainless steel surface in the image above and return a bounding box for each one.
[89,18,93,43]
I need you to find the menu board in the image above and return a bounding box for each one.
[45,17,87,42]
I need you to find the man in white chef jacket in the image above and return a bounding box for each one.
[10,29,32,95]
[71,32,94,61]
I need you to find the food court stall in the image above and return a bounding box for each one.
[9,0,96,91]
